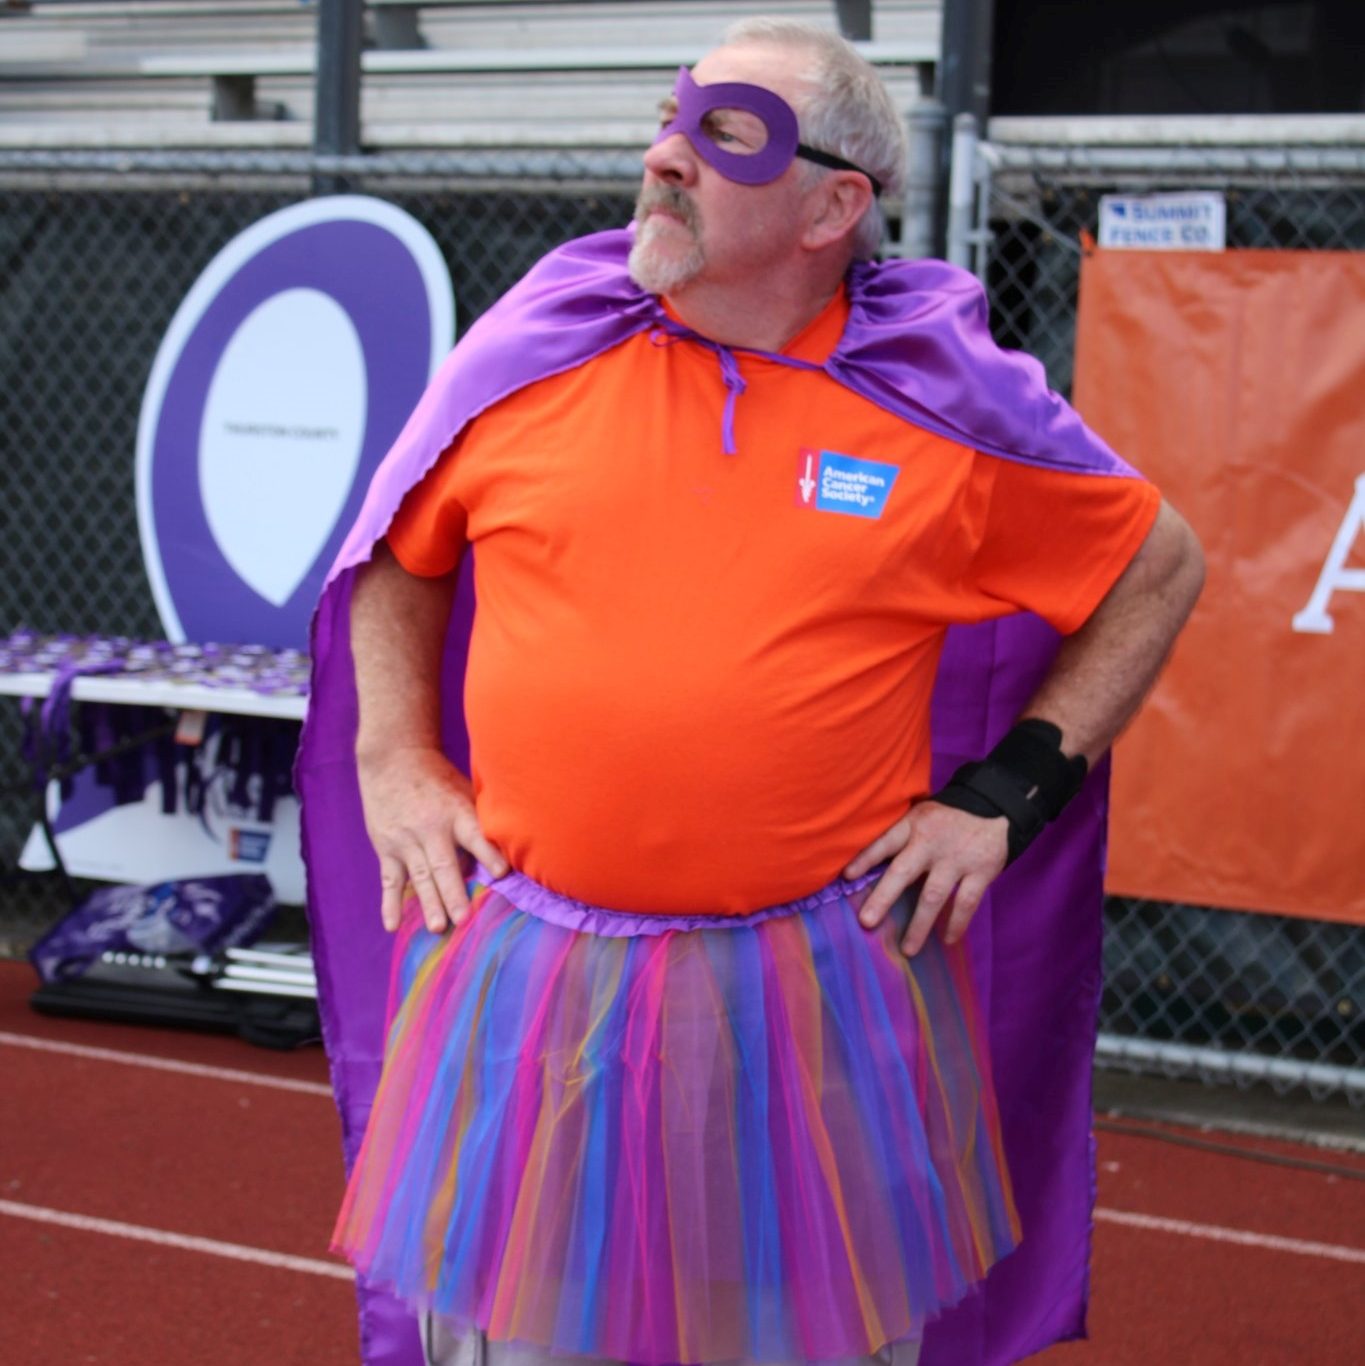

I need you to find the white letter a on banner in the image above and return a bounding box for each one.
[1292,474,1365,634]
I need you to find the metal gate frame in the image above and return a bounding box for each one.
[947,117,1365,1106]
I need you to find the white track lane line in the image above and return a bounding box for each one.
[0,1030,332,1096]
[1095,1207,1365,1264]
[3,1199,1361,1284]
[0,1200,353,1279]
[8,1035,1361,1270]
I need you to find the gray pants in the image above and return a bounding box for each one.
[420,1317,923,1366]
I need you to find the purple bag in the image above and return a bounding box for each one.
[28,874,276,984]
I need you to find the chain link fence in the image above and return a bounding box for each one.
[961,133,1365,1105]
[0,147,640,952]
[2,139,1362,1105]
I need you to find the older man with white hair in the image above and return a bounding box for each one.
[300,17,1203,1366]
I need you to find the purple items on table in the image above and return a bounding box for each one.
[0,631,311,697]
[28,873,277,984]
[4,630,308,825]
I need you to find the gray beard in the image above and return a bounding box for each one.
[627,220,705,296]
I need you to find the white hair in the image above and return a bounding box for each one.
[723,16,908,259]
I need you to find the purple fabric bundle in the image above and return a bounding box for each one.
[29,873,276,983]
[297,230,1140,1365]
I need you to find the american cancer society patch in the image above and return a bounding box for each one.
[795,448,898,519]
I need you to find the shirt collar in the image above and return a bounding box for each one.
[657,285,849,366]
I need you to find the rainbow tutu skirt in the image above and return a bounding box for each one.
[333,871,1020,1364]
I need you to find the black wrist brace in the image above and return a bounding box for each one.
[931,719,1088,865]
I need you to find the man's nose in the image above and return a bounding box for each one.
[642,130,699,185]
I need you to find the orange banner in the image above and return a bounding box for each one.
[1075,247,1365,924]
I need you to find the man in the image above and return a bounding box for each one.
[299,18,1203,1366]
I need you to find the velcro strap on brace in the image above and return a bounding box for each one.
[931,719,1088,865]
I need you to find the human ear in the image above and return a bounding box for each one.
[801,173,873,251]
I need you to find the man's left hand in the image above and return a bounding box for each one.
[843,802,1008,956]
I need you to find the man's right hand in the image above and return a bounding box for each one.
[349,542,508,935]
[357,744,509,934]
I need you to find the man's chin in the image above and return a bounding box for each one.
[627,239,704,296]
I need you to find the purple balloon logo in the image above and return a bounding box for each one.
[136,196,454,648]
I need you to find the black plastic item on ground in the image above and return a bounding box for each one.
[29,943,321,1050]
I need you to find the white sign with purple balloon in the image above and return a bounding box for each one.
[26,197,454,895]
[138,195,453,647]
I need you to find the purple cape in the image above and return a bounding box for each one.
[297,229,1140,1365]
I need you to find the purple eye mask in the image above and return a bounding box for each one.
[654,66,799,184]
[654,66,883,195]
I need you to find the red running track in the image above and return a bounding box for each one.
[1,960,1361,1365]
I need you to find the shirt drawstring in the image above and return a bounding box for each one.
[649,320,824,457]
[715,347,746,456]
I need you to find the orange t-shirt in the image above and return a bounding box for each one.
[387,291,1161,914]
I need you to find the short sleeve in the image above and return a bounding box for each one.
[385,438,468,578]
[963,455,1162,635]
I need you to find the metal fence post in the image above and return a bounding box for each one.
[945,112,979,270]
[314,0,364,191]
[833,0,873,42]
[901,100,946,260]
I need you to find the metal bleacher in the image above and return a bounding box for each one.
[0,0,939,150]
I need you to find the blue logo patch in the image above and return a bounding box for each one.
[795,448,898,519]
[229,828,272,864]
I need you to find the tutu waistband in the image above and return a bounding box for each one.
[470,863,885,937]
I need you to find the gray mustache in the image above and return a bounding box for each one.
[635,187,699,230]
